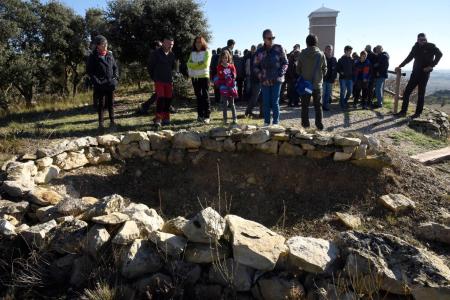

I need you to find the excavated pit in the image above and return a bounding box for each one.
[52,151,398,238]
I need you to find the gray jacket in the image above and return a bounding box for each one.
[296,46,327,89]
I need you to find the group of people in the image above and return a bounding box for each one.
[86,31,442,130]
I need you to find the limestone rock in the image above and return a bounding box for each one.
[122,203,164,233]
[81,194,128,220]
[209,127,231,138]
[353,144,368,160]
[333,136,362,147]
[279,142,304,156]
[184,242,229,264]
[112,220,141,245]
[84,224,110,257]
[208,258,255,291]
[1,214,19,226]
[121,131,148,144]
[267,124,286,134]
[55,151,89,170]
[92,212,130,225]
[36,157,53,168]
[416,222,450,245]
[313,134,334,146]
[333,152,353,161]
[0,200,29,221]
[35,205,59,222]
[20,219,57,248]
[121,239,163,279]
[172,131,201,149]
[148,132,171,150]
[149,231,187,257]
[0,219,16,237]
[271,133,290,142]
[255,140,279,154]
[182,207,225,243]
[34,165,60,184]
[335,212,362,229]
[162,216,188,236]
[336,231,450,296]
[56,196,97,217]
[307,150,333,160]
[2,161,37,196]
[379,194,416,213]
[287,236,339,273]
[50,219,88,254]
[252,274,306,300]
[97,134,120,146]
[225,214,286,271]
[138,139,151,152]
[242,129,270,144]
[28,187,63,206]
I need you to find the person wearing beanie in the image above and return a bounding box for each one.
[395,33,442,118]
[86,35,119,130]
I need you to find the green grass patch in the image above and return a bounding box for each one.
[388,127,449,155]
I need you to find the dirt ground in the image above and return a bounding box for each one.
[51,147,450,262]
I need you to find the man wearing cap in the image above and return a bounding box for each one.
[395,33,442,118]
[148,36,176,126]
[86,35,119,130]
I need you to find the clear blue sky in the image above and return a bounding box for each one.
[55,0,449,70]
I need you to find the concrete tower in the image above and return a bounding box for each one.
[309,6,339,53]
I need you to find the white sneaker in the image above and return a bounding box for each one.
[203,118,210,124]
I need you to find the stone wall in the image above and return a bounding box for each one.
[1,125,449,299]
[1,125,386,198]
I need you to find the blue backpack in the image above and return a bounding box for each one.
[295,54,321,96]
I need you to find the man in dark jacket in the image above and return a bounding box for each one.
[373,45,389,108]
[296,34,327,130]
[322,44,337,110]
[395,33,442,118]
[233,50,245,101]
[148,36,176,126]
[87,35,119,130]
[210,48,221,103]
[286,44,301,107]
[336,45,354,109]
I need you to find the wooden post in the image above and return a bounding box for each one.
[393,68,401,113]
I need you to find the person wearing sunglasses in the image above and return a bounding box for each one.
[395,33,442,118]
[253,29,288,126]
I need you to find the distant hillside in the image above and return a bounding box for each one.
[426,89,450,106]
[402,70,450,95]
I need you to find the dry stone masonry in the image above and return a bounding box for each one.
[0,125,448,299]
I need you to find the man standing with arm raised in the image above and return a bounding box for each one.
[395,33,442,118]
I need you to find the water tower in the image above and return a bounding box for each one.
[309,6,339,53]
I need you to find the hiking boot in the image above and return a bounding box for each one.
[161,119,171,126]
[197,116,203,122]
[410,113,421,119]
[109,122,117,132]
[394,111,407,118]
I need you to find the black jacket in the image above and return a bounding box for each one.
[148,48,176,83]
[373,52,390,79]
[87,50,119,92]
[233,55,245,79]
[336,55,354,80]
[399,42,442,72]
[324,56,337,82]
[210,54,219,78]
